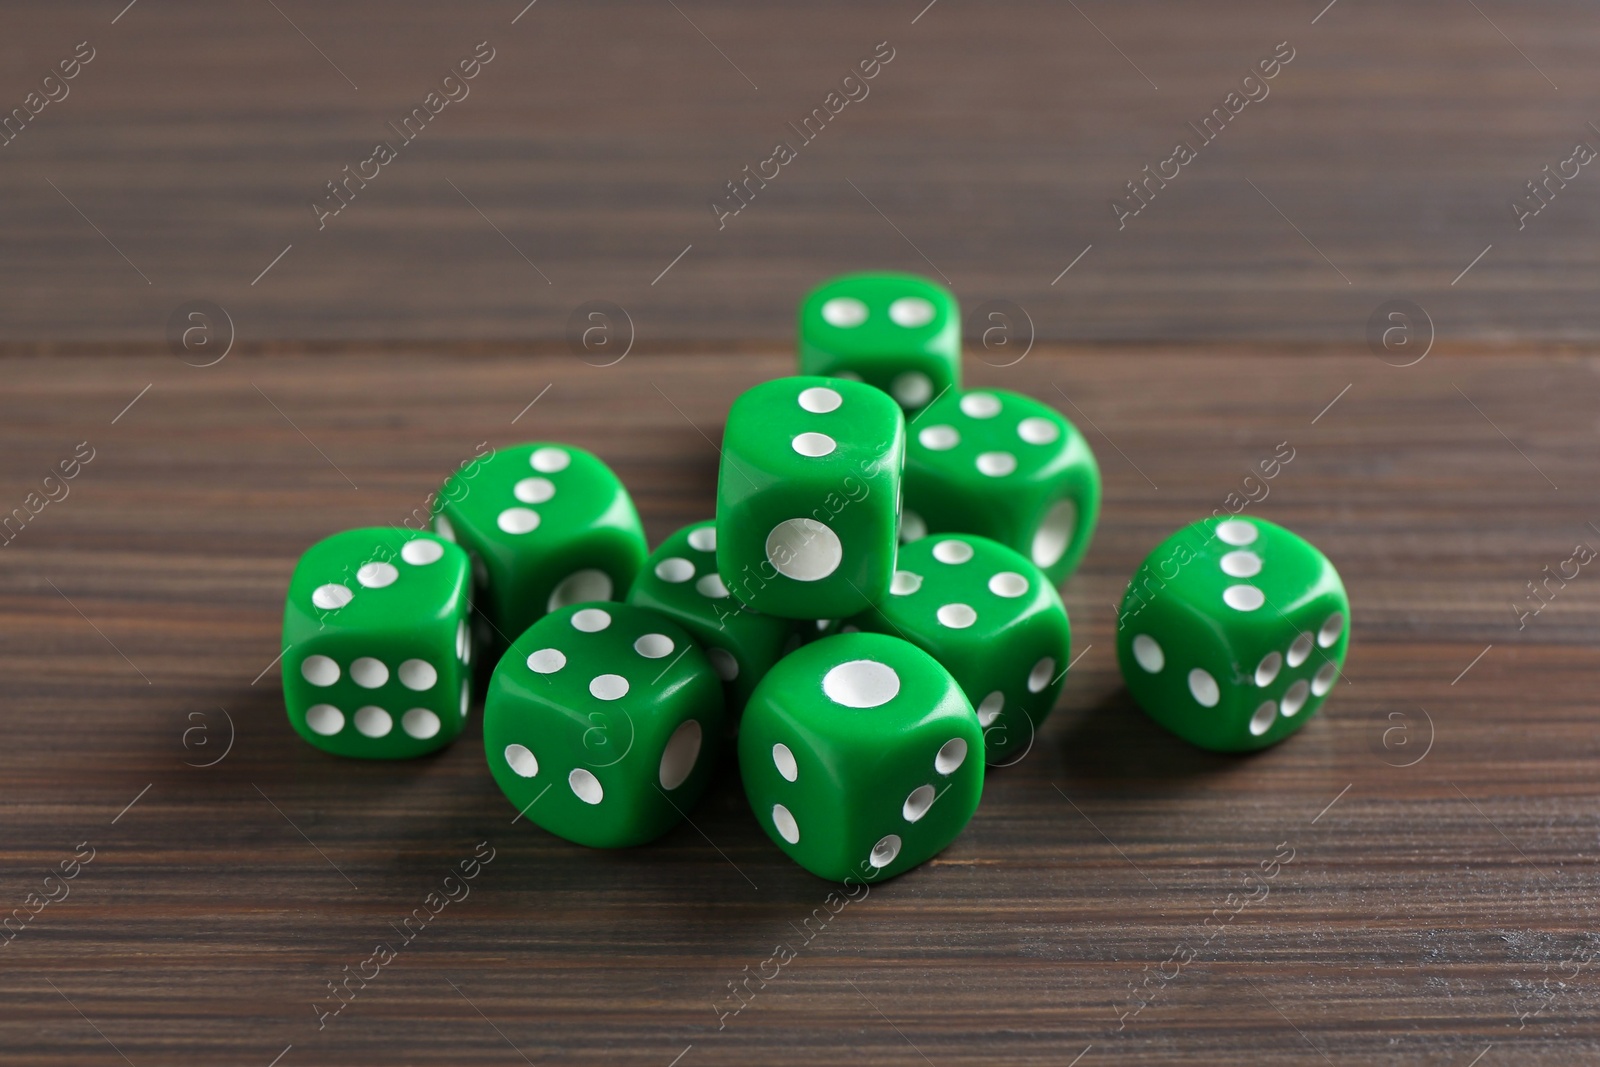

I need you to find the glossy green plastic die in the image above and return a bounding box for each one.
[716,377,905,620]
[798,272,961,410]
[738,632,983,882]
[1116,516,1349,752]
[903,388,1101,585]
[851,534,1070,765]
[484,602,726,848]
[434,442,646,647]
[626,520,801,714]
[282,528,473,759]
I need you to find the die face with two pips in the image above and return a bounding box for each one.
[903,388,1101,585]
[1117,516,1349,752]
[626,520,801,713]
[283,528,473,759]
[716,377,905,620]
[483,602,726,848]
[798,272,960,411]
[738,633,983,882]
[433,442,646,648]
[851,534,1070,765]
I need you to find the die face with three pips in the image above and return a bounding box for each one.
[903,387,1101,585]
[1117,516,1349,752]
[798,272,960,411]
[483,602,727,848]
[738,632,983,882]
[434,442,647,648]
[716,376,905,620]
[851,534,1070,765]
[626,520,801,713]
[283,528,473,759]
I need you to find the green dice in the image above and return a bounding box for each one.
[716,377,905,620]
[282,528,473,759]
[738,632,983,881]
[483,602,727,847]
[851,534,1069,765]
[903,388,1101,585]
[626,520,801,714]
[434,442,646,646]
[798,272,960,410]
[1117,516,1349,752]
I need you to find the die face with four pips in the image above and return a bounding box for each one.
[903,388,1101,585]
[851,534,1070,765]
[626,520,801,714]
[283,528,474,759]
[434,442,646,647]
[797,272,960,411]
[483,602,726,848]
[716,377,905,620]
[738,632,983,882]
[1117,516,1349,753]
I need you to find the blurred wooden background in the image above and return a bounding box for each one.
[1,0,1598,344]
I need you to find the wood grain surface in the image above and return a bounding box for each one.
[3,0,1600,344]
[2,346,1596,1065]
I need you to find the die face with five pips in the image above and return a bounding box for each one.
[283,528,473,759]
[903,388,1101,585]
[852,534,1070,765]
[798,272,960,411]
[483,602,727,848]
[434,442,646,648]
[626,520,801,713]
[738,632,983,882]
[1117,516,1349,752]
[716,377,905,620]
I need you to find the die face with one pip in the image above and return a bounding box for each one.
[851,534,1070,765]
[738,633,983,882]
[626,520,801,714]
[283,528,473,759]
[903,388,1100,585]
[716,377,905,620]
[434,442,646,647]
[484,602,727,848]
[1117,516,1349,753]
[797,271,960,411]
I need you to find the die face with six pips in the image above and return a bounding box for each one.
[852,534,1070,765]
[738,632,983,882]
[283,528,473,759]
[1117,516,1349,752]
[433,442,647,649]
[903,388,1101,585]
[716,377,905,620]
[798,271,960,411]
[483,602,727,848]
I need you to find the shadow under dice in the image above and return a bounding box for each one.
[434,442,646,647]
[903,388,1101,585]
[738,633,983,882]
[282,528,473,759]
[626,520,802,714]
[483,603,727,848]
[797,271,960,411]
[1117,516,1350,752]
[851,534,1070,766]
[716,377,904,620]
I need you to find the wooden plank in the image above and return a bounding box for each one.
[1,1,1599,343]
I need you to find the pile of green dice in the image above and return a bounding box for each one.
[281,272,1350,883]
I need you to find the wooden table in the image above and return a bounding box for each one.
[5,0,1600,1061]
[2,346,1595,1065]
